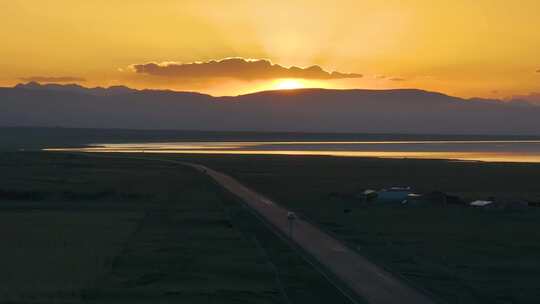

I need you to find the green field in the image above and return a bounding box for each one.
[3,147,540,303]
[168,154,540,304]
[0,152,355,303]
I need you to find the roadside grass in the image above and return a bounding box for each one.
[171,154,540,304]
[85,186,283,303]
[219,191,361,304]
[315,205,540,304]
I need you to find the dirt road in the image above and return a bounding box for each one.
[73,153,435,304]
[189,163,435,304]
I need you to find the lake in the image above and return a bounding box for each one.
[45,140,540,163]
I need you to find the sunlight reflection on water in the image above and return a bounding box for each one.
[44,141,540,163]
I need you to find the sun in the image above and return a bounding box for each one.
[275,79,304,90]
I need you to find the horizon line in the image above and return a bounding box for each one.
[6,81,478,100]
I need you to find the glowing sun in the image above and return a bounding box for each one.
[275,79,304,90]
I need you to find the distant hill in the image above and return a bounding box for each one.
[1,82,539,135]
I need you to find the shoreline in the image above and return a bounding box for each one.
[42,147,540,164]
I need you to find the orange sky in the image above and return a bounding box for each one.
[1,0,540,98]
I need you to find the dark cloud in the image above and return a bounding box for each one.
[131,58,363,80]
[20,76,86,83]
[536,69,540,73]
[389,77,406,81]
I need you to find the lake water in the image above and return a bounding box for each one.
[45,140,540,163]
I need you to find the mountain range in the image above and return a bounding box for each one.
[1,82,539,135]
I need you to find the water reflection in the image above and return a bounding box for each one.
[44,141,540,163]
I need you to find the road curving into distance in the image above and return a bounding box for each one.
[187,162,436,304]
[71,153,435,304]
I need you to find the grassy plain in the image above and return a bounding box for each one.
[170,154,540,304]
[3,126,540,303]
[0,152,354,303]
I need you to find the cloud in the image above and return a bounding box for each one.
[536,69,540,73]
[20,76,86,83]
[389,77,407,81]
[130,58,363,80]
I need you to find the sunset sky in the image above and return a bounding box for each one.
[2,0,540,98]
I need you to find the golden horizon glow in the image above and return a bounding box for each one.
[274,79,305,90]
[2,0,540,99]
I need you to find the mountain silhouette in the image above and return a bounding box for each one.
[1,83,539,135]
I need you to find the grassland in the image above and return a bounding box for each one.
[3,125,540,303]
[168,154,540,304]
[0,152,354,303]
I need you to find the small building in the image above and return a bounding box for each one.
[377,187,413,203]
[470,200,494,207]
[362,189,378,202]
